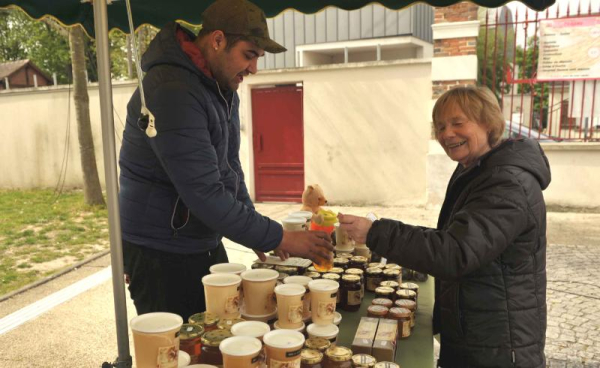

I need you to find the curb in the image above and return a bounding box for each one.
[0,250,111,303]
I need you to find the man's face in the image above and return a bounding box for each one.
[212,40,265,91]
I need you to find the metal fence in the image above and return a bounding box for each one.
[480,3,600,141]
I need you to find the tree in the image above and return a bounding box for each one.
[477,26,515,99]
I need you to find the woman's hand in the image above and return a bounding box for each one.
[338,213,373,244]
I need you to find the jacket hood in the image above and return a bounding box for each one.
[483,138,551,190]
[141,22,202,77]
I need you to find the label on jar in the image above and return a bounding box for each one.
[367,277,382,291]
[156,346,178,368]
[270,357,301,368]
[401,320,411,338]
[224,295,240,314]
[317,301,335,318]
[288,304,304,323]
[348,290,362,306]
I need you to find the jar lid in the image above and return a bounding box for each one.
[350,256,368,263]
[375,286,395,295]
[384,263,400,270]
[325,346,353,361]
[346,268,364,276]
[301,348,324,364]
[366,267,383,275]
[372,298,393,308]
[380,281,399,289]
[333,257,349,265]
[305,337,331,351]
[368,262,383,269]
[367,305,389,316]
[304,271,321,279]
[179,323,204,339]
[395,299,417,310]
[374,362,400,368]
[319,209,338,226]
[352,354,377,367]
[307,266,319,273]
[251,262,274,269]
[389,307,412,318]
[336,253,353,259]
[383,269,400,276]
[201,329,233,346]
[396,289,417,298]
[322,273,341,281]
[276,265,298,273]
[401,282,420,291]
[217,318,245,331]
[329,267,344,274]
[342,274,361,283]
[189,311,220,326]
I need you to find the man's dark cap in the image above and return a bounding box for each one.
[202,0,287,53]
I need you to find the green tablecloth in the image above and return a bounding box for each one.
[336,277,434,367]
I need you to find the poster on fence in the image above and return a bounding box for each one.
[537,16,600,81]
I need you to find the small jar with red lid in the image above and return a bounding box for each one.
[388,307,412,338]
[371,298,393,309]
[395,299,417,327]
[367,305,389,318]
[179,323,204,364]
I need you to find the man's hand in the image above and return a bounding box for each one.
[253,249,290,262]
[337,213,373,244]
[275,230,333,264]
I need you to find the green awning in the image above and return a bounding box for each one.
[1,0,555,36]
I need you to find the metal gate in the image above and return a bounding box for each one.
[480,3,600,141]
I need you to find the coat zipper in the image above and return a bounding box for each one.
[215,81,239,197]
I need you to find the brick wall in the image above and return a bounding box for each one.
[434,3,479,23]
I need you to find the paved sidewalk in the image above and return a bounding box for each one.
[0,203,599,367]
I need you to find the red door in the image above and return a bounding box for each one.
[251,85,304,202]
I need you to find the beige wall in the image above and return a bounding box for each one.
[240,60,433,206]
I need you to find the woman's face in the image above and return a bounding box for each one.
[435,104,491,167]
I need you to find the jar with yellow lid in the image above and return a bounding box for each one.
[352,354,377,368]
[251,262,275,270]
[388,307,412,338]
[368,262,383,269]
[340,274,362,311]
[374,362,400,368]
[384,263,400,270]
[375,286,395,301]
[217,317,245,331]
[345,268,365,297]
[333,257,349,270]
[379,280,399,290]
[179,323,204,364]
[329,267,344,276]
[301,348,324,368]
[371,298,393,308]
[367,305,389,318]
[189,311,220,332]
[395,299,417,327]
[323,346,353,368]
[400,282,419,302]
[305,271,321,280]
[276,265,299,276]
[349,256,368,272]
[396,289,417,304]
[383,269,401,284]
[305,337,331,352]
[199,329,232,366]
[336,252,353,260]
[366,267,383,292]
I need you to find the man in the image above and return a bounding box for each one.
[119,0,332,320]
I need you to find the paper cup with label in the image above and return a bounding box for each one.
[241,269,279,315]
[209,263,247,275]
[289,211,313,228]
[219,336,263,368]
[282,216,307,231]
[334,222,350,246]
[202,273,242,319]
[274,284,306,329]
[263,330,305,368]
[306,323,339,346]
[308,279,339,325]
[130,312,183,368]
[284,275,312,321]
[231,321,271,341]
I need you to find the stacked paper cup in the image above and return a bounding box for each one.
[306,279,340,346]
[240,269,279,324]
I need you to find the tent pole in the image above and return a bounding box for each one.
[92,0,132,367]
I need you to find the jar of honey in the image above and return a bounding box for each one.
[301,348,324,368]
[189,311,220,332]
[340,274,362,311]
[305,337,331,353]
[371,298,393,309]
[395,299,417,327]
[199,329,232,366]
[323,346,353,368]
[365,267,383,292]
[367,305,389,318]
[352,354,377,368]
[179,323,203,364]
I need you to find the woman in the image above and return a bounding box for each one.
[339,86,550,368]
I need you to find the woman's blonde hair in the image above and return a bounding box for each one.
[432,86,505,147]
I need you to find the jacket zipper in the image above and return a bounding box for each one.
[170,196,190,237]
[215,81,239,197]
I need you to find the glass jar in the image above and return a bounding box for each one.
[384,263,400,270]
[375,286,395,301]
[374,362,400,368]
[323,346,353,368]
[379,281,399,290]
[305,337,331,353]
[308,266,321,274]
[396,289,417,304]
[368,262,383,269]
[189,311,220,332]
[400,282,420,302]
[305,271,321,280]
[217,317,245,331]
[329,267,344,276]
[367,305,389,318]
[395,299,417,327]
[365,267,383,292]
[301,348,324,368]
[382,269,401,283]
[179,323,203,364]
[348,256,368,272]
[371,298,393,309]
[252,262,275,270]
[336,252,353,260]
[199,329,232,366]
[276,265,299,276]
[352,354,377,368]
[388,307,412,339]
[333,257,349,270]
[340,274,362,312]
[345,268,365,298]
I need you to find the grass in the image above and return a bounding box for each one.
[0,189,108,296]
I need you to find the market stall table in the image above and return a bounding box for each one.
[336,277,434,367]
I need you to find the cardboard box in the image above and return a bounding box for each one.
[372,318,398,362]
[351,317,380,355]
